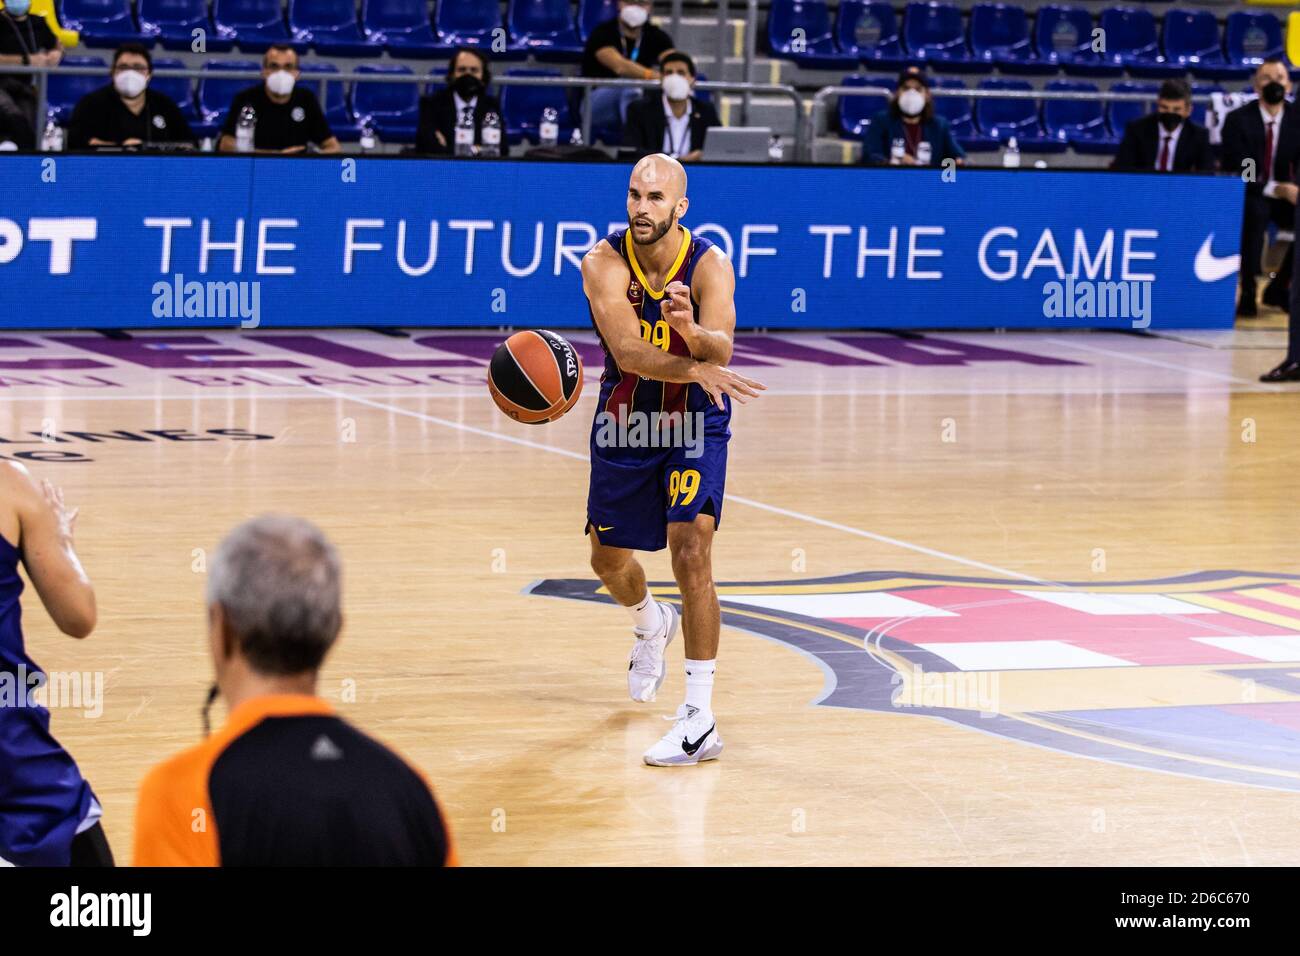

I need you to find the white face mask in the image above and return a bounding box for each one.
[620,4,648,29]
[898,89,926,117]
[266,70,296,97]
[113,69,148,99]
[662,73,690,102]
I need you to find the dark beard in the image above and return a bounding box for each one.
[628,215,674,246]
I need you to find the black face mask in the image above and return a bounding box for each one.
[452,74,484,100]
[1157,111,1183,132]
[1262,82,1287,105]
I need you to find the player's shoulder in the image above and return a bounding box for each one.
[0,461,40,504]
[582,232,630,277]
[691,236,734,282]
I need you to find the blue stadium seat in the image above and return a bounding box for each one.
[47,56,107,124]
[213,0,298,52]
[1106,80,1155,138]
[198,59,260,125]
[578,0,617,43]
[838,73,892,138]
[436,0,513,56]
[500,68,575,144]
[767,1,858,69]
[298,62,360,141]
[362,0,444,58]
[153,56,220,137]
[149,56,194,115]
[58,0,143,47]
[929,76,997,150]
[140,0,235,52]
[1035,6,1121,77]
[1098,7,1181,77]
[1163,9,1237,79]
[970,4,1048,75]
[1042,79,1111,153]
[352,63,419,142]
[974,78,1064,151]
[1224,12,1285,70]
[837,2,906,71]
[289,0,380,56]
[508,0,582,61]
[903,2,986,73]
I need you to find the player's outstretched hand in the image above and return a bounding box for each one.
[694,363,767,410]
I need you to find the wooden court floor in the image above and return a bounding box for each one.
[7,325,1300,866]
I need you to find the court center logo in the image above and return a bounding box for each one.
[529,569,1300,792]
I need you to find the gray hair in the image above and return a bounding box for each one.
[207,515,342,675]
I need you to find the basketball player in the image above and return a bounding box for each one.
[0,463,109,865]
[581,153,764,766]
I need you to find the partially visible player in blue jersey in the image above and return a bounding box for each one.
[581,153,765,766]
[0,463,108,865]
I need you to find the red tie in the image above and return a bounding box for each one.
[1264,120,1275,181]
[1157,134,1170,172]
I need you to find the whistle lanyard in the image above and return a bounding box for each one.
[622,33,642,64]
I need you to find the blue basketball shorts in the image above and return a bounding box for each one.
[585,423,729,552]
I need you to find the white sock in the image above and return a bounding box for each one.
[628,590,661,633]
[684,659,715,714]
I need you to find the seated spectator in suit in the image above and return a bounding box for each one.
[0,0,63,149]
[218,45,339,154]
[623,52,719,162]
[1112,79,1214,173]
[415,48,501,156]
[67,43,195,150]
[862,67,965,167]
[1220,58,1300,316]
[583,0,675,138]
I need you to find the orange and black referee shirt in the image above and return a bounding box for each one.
[133,694,457,866]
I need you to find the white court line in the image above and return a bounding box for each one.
[0,384,1254,404]
[241,370,1271,643]
[1051,337,1267,389]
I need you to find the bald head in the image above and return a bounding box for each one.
[626,153,689,247]
[631,153,687,203]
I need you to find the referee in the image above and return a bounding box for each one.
[133,515,457,866]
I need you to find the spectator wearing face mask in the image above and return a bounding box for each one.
[623,51,718,162]
[218,44,339,154]
[861,67,965,168]
[1112,79,1214,173]
[582,0,675,137]
[414,48,499,156]
[1220,58,1300,317]
[0,0,63,150]
[66,43,195,150]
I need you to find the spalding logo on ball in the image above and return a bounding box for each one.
[488,330,584,424]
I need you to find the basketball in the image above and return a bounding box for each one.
[487,329,584,424]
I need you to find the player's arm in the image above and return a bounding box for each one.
[582,243,763,408]
[3,463,96,639]
[662,248,735,365]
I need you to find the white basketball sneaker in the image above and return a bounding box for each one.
[627,601,678,703]
[643,704,723,767]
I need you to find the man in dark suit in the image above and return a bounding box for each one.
[1112,79,1214,173]
[415,48,501,156]
[1220,58,1300,317]
[623,51,719,162]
